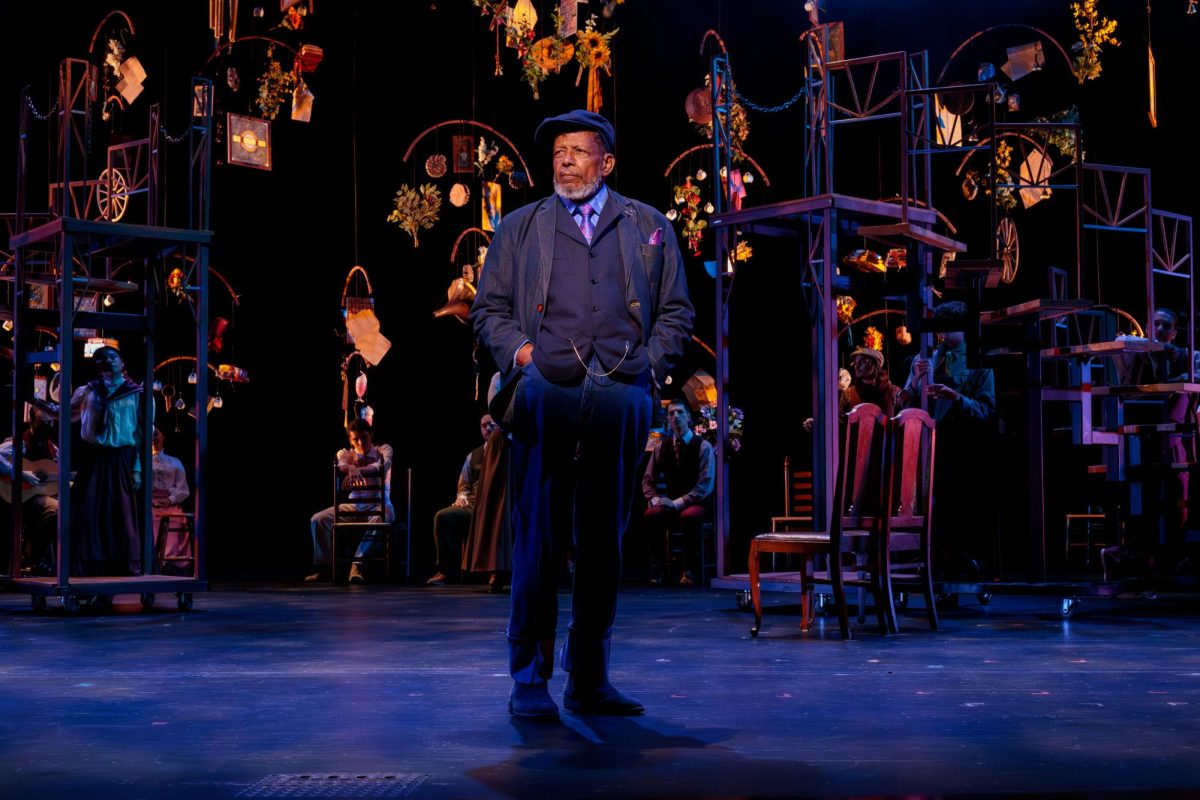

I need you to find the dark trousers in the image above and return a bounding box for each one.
[644,503,709,578]
[432,505,471,580]
[507,359,651,687]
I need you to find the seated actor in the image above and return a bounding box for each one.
[899,300,996,578]
[307,417,394,585]
[841,346,901,416]
[427,414,494,585]
[642,399,715,586]
[0,405,59,576]
[463,375,512,593]
[151,428,192,575]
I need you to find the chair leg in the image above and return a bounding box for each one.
[830,552,852,640]
[749,541,763,637]
[799,554,811,632]
[879,545,899,635]
[923,551,939,631]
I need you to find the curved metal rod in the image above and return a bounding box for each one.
[401,120,535,187]
[341,265,373,305]
[203,35,298,68]
[1091,305,1145,338]
[699,29,728,55]
[953,131,1050,176]
[878,196,958,234]
[936,24,1073,86]
[838,308,905,340]
[209,266,242,305]
[154,355,219,375]
[89,10,136,55]
[662,144,772,187]
[112,260,242,305]
[691,335,716,358]
[450,227,492,263]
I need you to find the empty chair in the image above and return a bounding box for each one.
[879,407,938,633]
[749,403,890,639]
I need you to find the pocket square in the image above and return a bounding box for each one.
[648,227,663,245]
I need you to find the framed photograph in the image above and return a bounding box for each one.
[227,113,272,170]
[453,135,474,174]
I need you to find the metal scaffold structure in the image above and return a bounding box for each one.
[708,14,1196,616]
[2,48,214,612]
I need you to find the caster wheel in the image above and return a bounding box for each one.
[977,592,992,606]
[937,592,959,610]
[61,595,80,615]
[814,594,829,616]
[176,592,194,611]
[1061,597,1077,618]
[735,589,752,611]
[31,595,47,611]
[140,593,156,610]
[895,592,910,610]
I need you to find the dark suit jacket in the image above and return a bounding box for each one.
[471,187,694,406]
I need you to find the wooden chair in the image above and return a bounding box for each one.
[331,467,395,583]
[154,512,194,576]
[879,407,938,633]
[770,458,814,532]
[749,403,890,639]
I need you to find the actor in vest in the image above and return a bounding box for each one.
[472,109,694,719]
[642,399,715,586]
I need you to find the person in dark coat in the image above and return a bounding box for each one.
[472,109,694,719]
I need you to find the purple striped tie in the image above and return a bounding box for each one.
[577,203,595,244]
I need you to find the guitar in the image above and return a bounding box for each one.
[0,459,61,504]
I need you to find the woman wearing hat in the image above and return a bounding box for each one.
[842,346,900,417]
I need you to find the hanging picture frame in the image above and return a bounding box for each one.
[452,135,474,174]
[227,113,272,170]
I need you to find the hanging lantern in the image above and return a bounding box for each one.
[187,371,198,385]
[355,372,368,399]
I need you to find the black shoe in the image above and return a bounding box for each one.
[508,682,559,720]
[563,680,645,716]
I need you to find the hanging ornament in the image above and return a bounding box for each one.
[187,371,199,385]
[695,169,707,181]
[355,372,368,400]
[152,380,163,392]
[167,267,187,299]
[425,154,447,178]
[212,395,224,409]
[175,398,187,411]
[450,183,471,207]
[574,16,617,113]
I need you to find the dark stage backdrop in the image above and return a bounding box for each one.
[2,1,1197,579]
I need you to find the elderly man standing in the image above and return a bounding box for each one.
[472,110,694,719]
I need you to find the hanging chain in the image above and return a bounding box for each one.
[732,83,807,114]
[24,95,59,121]
[159,125,189,144]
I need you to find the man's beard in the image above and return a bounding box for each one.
[554,174,604,202]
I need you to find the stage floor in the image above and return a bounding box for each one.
[2,583,1200,799]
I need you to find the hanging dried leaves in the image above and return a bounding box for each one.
[387,183,442,247]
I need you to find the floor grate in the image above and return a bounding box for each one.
[236,773,431,798]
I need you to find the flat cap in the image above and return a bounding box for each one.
[535,109,615,152]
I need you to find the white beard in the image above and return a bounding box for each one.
[554,175,604,202]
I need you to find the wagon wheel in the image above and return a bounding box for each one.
[997,216,1019,284]
[96,167,129,222]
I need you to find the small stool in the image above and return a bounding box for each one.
[1064,508,1107,567]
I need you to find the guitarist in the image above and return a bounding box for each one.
[0,405,59,576]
